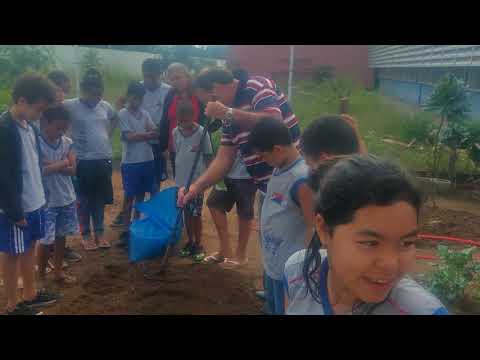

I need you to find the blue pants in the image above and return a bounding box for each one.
[264,273,285,315]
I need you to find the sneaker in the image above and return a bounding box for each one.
[23,289,59,309]
[179,243,193,257]
[191,244,206,263]
[64,247,82,262]
[5,302,43,315]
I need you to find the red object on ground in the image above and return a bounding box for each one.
[418,233,480,248]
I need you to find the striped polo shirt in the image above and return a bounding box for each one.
[221,76,301,193]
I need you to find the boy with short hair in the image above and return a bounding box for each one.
[0,74,59,315]
[248,118,314,315]
[37,105,78,286]
[301,114,366,169]
[47,70,83,264]
[117,81,159,248]
[174,101,213,262]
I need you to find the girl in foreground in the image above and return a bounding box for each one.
[284,154,448,315]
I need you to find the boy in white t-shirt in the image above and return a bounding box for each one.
[37,105,78,287]
[117,82,159,248]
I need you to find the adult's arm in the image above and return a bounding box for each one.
[123,131,158,143]
[205,101,282,128]
[177,144,237,206]
[340,114,368,154]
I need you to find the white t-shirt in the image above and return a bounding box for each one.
[118,108,156,164]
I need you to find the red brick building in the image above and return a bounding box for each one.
[227,45,373,88]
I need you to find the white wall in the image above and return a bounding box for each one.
[46,45,158,76]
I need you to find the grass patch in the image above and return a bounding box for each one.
[291,80,478,175]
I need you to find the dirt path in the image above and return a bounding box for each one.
[1,172,264,315]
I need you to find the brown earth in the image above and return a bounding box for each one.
[1,171,479,314]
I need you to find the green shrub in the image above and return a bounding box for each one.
[427,245,480,305]
[312,65,334,84]
[399,112,436,144]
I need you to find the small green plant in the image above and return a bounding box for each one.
[425,73,471,187]
[312,65,335,84]
[400,112,435,144]
[427,245,480,305]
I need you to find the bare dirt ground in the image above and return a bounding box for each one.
[1,171,479,315]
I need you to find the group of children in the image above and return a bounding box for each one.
[245,114,449,315]
[0,58,450,315]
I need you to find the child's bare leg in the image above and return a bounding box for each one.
[19,245,38,301]
[193,215,203,247]
[208,207,232,258]
[123,196,134,227]
[184,213,194,245]
[236,216,252,263]
[53,237,66,280]
[133,193,145,221]
[2,254,19,311]
[37,244,50,288]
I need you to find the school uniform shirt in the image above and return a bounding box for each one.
[118,108,156,164]
[220,75,301,194]
[141,82,171,127]
[38,134,77,208]
[284,249,449,315]
[0,112,44,222]
[173,125,213,188]
[16,122,46,213]
[227,151,251,180]
[260,157,309,281]
[141,82,171,145]
[63,98,116,160]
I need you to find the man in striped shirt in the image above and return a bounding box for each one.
[177,67,300,313]
[178,67,300,202]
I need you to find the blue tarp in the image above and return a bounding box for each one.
[128,186,183,263]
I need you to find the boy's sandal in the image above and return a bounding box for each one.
[202,253,225,264]
[221,258,249,269]
[179,247,192,257]
[54,274,77,285]
[192,251,206,263]
[81,240,98,251]
[98,240,112,249]
[48,259,68,270]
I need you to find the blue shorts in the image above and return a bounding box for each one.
[264,274,285,315]
[121,161,156,198]
[0,208,45,255]
[39,202,79,246]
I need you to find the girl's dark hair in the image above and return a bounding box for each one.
[127,81,146,98]
[303,154,422,304]
[43,104,71,123]
[12,73,57,105]
[47,70,70,88]
[80,68,103,92]
[301,115,359,158]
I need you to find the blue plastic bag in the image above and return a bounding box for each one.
[129,186,184,263]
